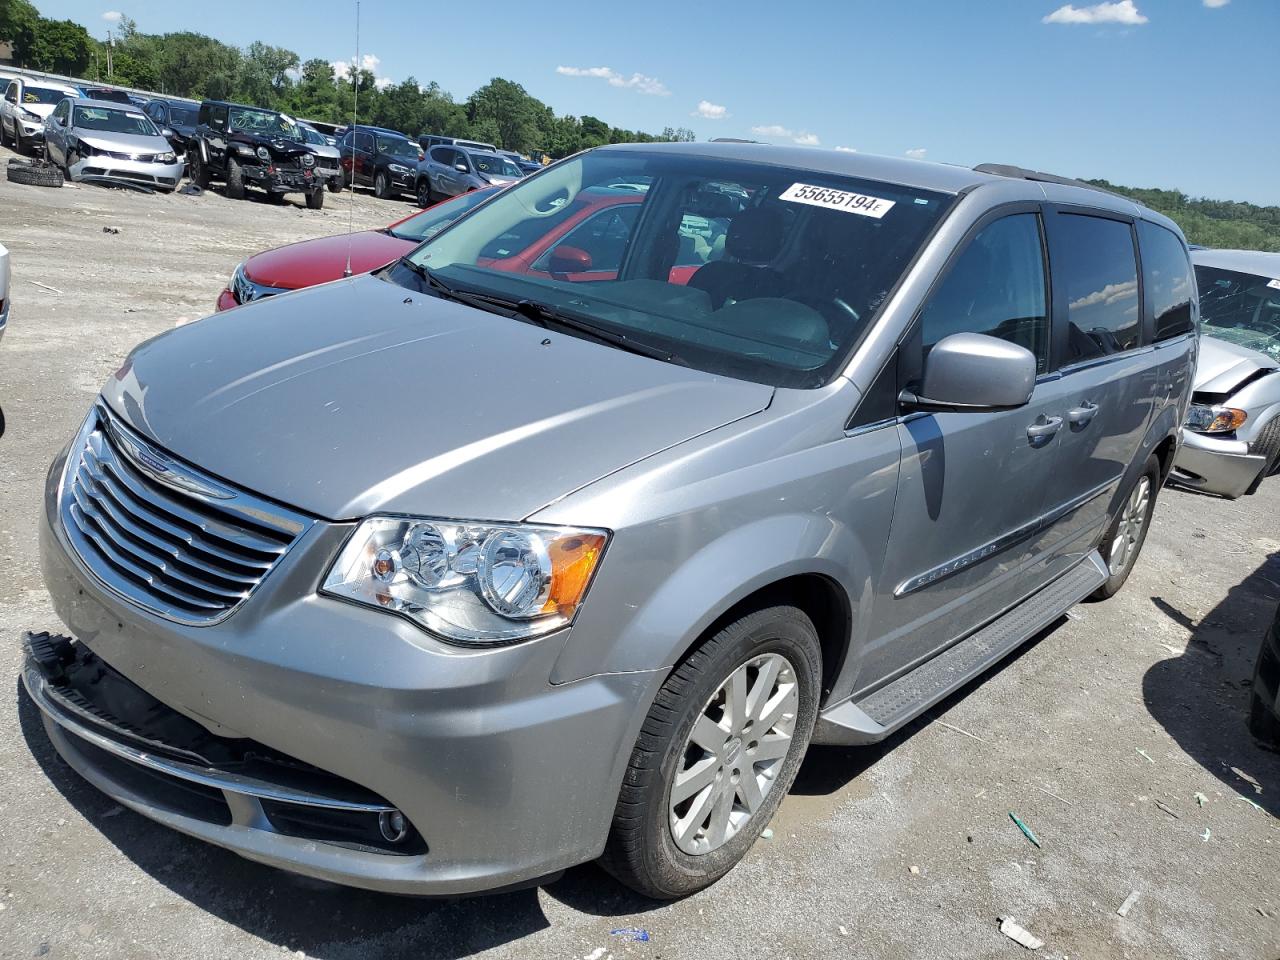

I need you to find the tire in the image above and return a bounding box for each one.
[415,179,432,208]
[225,158,245,200]
[14,127,26,155]
[7,159,64,188]
[0,118,10,148]
[62,149,77,180]
[601,605,821,899]
[1244,416,1280,495]
[189,151,210,189]
[373,170,390,199]
[305,187,324,210]
[1090,453,1161,600]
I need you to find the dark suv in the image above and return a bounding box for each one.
[188,100,327,209]
[143,98,198,154]
[339,125,422,200]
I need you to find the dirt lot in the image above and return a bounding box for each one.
[1,147,1278,960]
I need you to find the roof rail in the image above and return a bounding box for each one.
[973,163,1133,202]
[709,137,760,144]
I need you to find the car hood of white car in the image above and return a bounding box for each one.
[75,131,172,155]
[1196,335,1279,394]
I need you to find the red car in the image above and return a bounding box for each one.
[217,187,500,311]
[218,184,712,311]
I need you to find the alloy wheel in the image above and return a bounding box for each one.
[669,652,798,855]
[1108,475,1151,574]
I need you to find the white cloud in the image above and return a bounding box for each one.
[374,77,393,91]
[1069,279,1138,309]
[691,100,728,120]
[751,124,793,138]
[331,54,381,80]
[1043,1,1148,25]
[556,65,670,96]
[1202,0,1229,6]
[101,10,122,22]
[792,132,820,146]
[905,147,927,160]
[834,146,858,153]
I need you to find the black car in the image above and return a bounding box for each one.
[1251,602,1280,749]
[188,100,326,208]
[340,125,422,200]
[143,97,198,153]
[78,86,134,105]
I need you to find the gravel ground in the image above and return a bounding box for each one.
[1,147,1278,960]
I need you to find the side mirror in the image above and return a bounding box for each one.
[161,126,176,140]
[900,332,1036,412]
[548,245,593,276]
[454,162,469,173]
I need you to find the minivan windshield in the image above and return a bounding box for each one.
[1196,265,1280,362]
[398,149,952,387]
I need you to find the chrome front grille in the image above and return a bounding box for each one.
[60,405,313,625]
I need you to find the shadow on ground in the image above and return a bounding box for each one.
[1145,551,1280,816]
[15,614,1068,958]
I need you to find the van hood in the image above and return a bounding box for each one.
[1195,335,1278,394]
[102,274,772,521]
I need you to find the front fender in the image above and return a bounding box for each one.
[550,513,872,686]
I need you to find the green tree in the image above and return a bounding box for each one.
[22,17,93,74]
[466,77,540,151]
[0,0,38,44]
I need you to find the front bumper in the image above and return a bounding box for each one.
[71,155,183,191]
[1170,430,1267,498]
[19,119,43,140]
[33,468,659,895]
[243,164,322,194]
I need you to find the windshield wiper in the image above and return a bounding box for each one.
[396,258,516,316]
[511,299,688,367]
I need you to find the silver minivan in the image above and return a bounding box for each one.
[25,144,1195,900]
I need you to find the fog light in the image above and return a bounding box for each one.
[378,809,409,843]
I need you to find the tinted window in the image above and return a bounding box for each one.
[919,214,1050,373]
[430,146,454,165]
[1195,265,1280,362]
[356,132,374,151]
[1137,221,1194,341]
[1052,214,1140,362]
[209,104,228,129]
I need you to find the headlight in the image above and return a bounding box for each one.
[322,517,608,644]
[388,163,410,174]
[233,142,254,156]
[22,108,41,121]
[256,146,271,161]
[1185,403,1247,433]
[157,151,176,163]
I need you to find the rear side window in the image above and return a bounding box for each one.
[919,213,1051,374]
[1138,221,1195,340]
[1052,214,1140,362]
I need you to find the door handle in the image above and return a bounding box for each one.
[1027,415,1064,446]
[1067,401,1099,427]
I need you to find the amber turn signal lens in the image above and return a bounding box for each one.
[543,534,607,617]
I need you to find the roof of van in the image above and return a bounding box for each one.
[1192,248,1280,281]
[596,141,1174,230]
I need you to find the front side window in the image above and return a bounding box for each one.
[1195,265,1280,362]
[400,150,953,388]
[5,82,17,103]
[430,146,454,166]
[918,213,1050,373]
[209,105,228,129]
[1138,221,1195,341]
[1052,213,1141,362]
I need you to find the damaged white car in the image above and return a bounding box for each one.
[1171,249,1280,498]
[43,97,183,192]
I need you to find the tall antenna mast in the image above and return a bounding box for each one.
[343,0,360,278]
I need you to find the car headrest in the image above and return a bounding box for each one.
[725,207,787,264]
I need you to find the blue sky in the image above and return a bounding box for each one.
[35,0,1280,204]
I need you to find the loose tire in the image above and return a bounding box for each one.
[7,159,64,188]
[225,158,245,200]
[189,151,210,189]
[1091,453,1161,600]
[374,170,391,199]
[1244,416,1280,496]
[601,605,821,899]
[305,187,324,210]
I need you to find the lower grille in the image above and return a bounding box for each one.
[59,404,312,624]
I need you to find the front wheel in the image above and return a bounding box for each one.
[1091,453,1161,600]
[601,605,821,899]
[189,151,210,188]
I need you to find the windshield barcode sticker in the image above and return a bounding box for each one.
[779,183,895,218]
[1267,278,1280,291]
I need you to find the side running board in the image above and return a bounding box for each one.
[813,551,1109,745]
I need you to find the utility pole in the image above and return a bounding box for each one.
[106,30,113,79]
